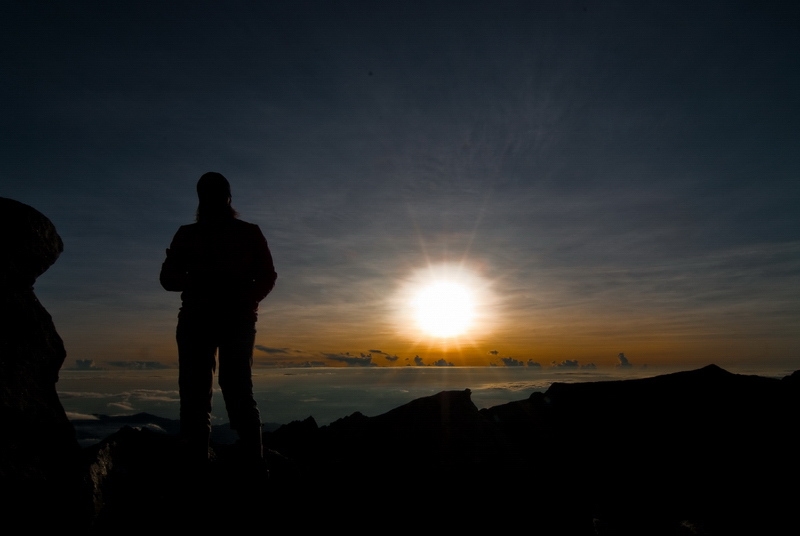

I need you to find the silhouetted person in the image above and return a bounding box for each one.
[160,172,277,464]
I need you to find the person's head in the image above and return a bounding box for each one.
[196,172,238,222]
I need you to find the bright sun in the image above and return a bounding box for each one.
[411,280,476,338]
[393,262,496,345]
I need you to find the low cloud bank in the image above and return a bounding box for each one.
[107,361,170,370]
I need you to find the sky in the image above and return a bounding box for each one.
[3,1,800,371]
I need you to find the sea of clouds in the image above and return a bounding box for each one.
[59,362,793,432]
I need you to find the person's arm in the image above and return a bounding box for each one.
[159,228,188,292]
[252,225,277,303]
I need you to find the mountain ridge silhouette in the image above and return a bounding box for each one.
[70,363,799,534]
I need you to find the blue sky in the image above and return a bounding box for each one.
[3,1,799,369]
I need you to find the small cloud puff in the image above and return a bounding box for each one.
[433,359,454,367]
[325,352,376,367]
[617,353,633,368]
[552,359,580,368]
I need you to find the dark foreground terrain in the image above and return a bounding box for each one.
[8,364,800,535]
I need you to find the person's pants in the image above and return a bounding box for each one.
[176,314,262,458]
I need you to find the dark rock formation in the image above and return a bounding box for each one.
[9,359,800,534]
[0,198,85,527]
[259,365,800,534]
[84,424,281,532]
[478,364,800,534]
[0,197,64,289]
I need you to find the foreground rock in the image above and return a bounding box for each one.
[479,365,800,534]
[80,365,800,534]
[0,198,85,527]
[260,365,800,533]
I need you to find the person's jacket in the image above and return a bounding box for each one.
[160,218,277,320]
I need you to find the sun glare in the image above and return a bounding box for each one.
[393,262,496,346]
[411,280,475,337]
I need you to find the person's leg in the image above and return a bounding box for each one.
[217,322,262,459]
[176,317,216,462]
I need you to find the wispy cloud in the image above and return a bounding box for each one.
[7,1,798,371]
[65,412,99,420]
[107,361,171,370]
[255,345,292,355]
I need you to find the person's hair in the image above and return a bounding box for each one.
[195,172,238,222]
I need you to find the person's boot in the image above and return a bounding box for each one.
[179,420,211,465]
[237,426,269,481]
[180,435,211,467]
[237,426,263,460]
